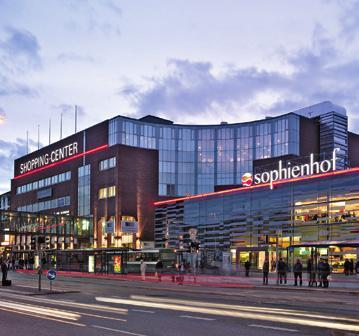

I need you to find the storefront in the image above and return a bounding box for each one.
[155,167,359,271]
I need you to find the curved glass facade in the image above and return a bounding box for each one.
[109,114,300,196]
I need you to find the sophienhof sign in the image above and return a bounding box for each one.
[243,148,340,189]
[19,142,79,175]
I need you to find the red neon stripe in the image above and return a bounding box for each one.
[14,144,109,180]
[154,167,359,206]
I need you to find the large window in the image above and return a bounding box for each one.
[78,165,91,216]
[98,186,116,199]
[16,171,71,195]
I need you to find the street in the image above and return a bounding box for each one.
[0,272,358,336]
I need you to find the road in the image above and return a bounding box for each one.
[0,272,358,336]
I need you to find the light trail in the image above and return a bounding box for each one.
[96,296,359,333]
[129,295,359,323]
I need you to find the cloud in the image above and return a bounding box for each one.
[52,104,86,117]
[57,52,95,63]
[0,74,38,97]
[337,0,359,42]
[0,26,42,71]
[0,138,38,193]
[119,24,359,133]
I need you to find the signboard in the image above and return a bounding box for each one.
[19,142,79,175]
[105,221,115,234]
[47,269,57,281]
[121,221,138,233]
[242,148,340,189]
[113,255,122,273]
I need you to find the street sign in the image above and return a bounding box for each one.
[47,269,57,281]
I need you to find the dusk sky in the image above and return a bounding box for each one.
[1,0,359,192]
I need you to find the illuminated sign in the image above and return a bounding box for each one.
[244,148,340,189]
[241,172,253,187]
[19,142,79,175]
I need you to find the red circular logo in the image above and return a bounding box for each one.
[242,172,253,187]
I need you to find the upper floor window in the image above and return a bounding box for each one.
[99,157,116,171]
[98,186,116,199]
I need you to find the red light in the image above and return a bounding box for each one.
[14,144,109,180]
[154,167,359,206]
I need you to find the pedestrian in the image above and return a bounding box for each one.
[1,259,8,284]
[155,259,164,282]
[293,259,303,286]
[349,259,354,275]
[318,259,324,287]
[271,259,276,272]
[277,258,287,284]
[344,259,350,276]
[244,260,251,277]
[307,258,315,286]
[262,259,269,285]
[321,259,330,288]
[355,260,359,274]
[140,260,146,281]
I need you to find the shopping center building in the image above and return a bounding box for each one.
[6,100,359,260]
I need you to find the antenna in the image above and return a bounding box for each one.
[75,105,78,133]
[26,131,29,154]
[37,124,40,150]
[60,112,63,140]
[49,119,51,145]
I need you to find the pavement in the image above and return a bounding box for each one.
[15,269,359,294]
[0,271,358,336]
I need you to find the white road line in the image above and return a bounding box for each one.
[249,324,298,332]
[92,325,147,336]
[180,315,215,321]
[132,309,155,314]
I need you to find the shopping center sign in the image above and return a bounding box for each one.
[242,148,340,189]
[19,142,79,174]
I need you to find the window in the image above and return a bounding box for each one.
[99,157,116,171]
[98,186,116,199]
[99,187,107,199]
[16,171,72,194]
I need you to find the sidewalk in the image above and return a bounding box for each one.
[14,269,359,293]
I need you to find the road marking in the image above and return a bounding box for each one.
[132,309,155,314]
[249,324,298,332]
[180,315,215,321]
[92,325,147,336]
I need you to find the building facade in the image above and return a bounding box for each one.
[11,121,158,249]
[154,167,359,270]
[109,101,352,197]
[0,192,10,210]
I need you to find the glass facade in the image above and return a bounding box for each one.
[109,114,300,196]
[155,171,359,248]
[155,170,359,268]
[78,164,91,216]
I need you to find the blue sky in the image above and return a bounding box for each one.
[0,0,359,192]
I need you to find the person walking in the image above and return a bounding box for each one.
[140,260,146,281]
[344,259,350,276]
[155,259,164,282]
[263,259,269,285]
[321,259,330,288]
[244,260,251,277]
[277,258,287,284]
[355,260,359,274]
[293,259,303,286]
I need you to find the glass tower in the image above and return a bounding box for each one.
[109,113,300,196]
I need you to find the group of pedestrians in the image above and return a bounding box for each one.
[344,258,358,275]
[249,257,333,287]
